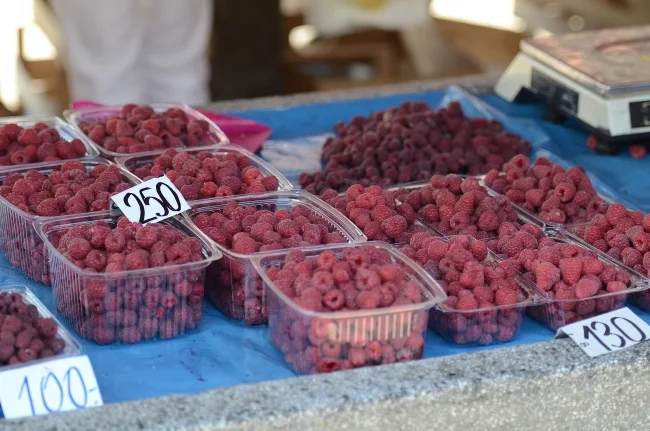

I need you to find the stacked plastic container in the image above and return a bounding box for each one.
[184,190,366,325]
[0,159,140,284]
[35,212,221,345]
[63,103,230,159]
[523,234,648,330]
[0,285,81,368]
[0,116,100,169]
[251,242,447,374]
[424,236,547,346]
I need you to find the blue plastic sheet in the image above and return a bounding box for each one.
[3,86,650,416]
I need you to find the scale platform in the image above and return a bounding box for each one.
[495,26,650,153]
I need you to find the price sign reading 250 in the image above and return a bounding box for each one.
[111,175,191,225]
[0,355,103,419]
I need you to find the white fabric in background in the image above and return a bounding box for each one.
[305,0,431,36]
[50,0,213,105]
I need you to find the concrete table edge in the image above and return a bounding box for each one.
[5,73,645,430]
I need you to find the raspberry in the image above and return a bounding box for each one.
[68,238,92,260]
[535,262,560,291]
[495,288,518,306]
[559,258,582,285]
[104,231,127,253]
[456,295,479,310]
[629,144,647,159]
[380,215,407,239]
[606,204,628,225]
[575,278,599,299]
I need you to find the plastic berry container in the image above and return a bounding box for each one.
[0,159,139,284]
[185,190,366,325]
[404,235,547,346]
[115,144,292,193]
[34,212,221,345]
[391,179,533,240]
[251,242,447,375]
[320,183,442,245]
[63,103,230,159]
[0,284,81,370]
[0,115,100,171]
[525,235,649,331]
[562,225,650,313]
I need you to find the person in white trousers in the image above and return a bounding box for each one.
[51,0,213,105]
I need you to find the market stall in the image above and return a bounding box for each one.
[1,26,650,428]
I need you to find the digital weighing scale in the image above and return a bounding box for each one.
[495,26,650,153]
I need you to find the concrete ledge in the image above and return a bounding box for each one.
[4,338,648,430]
[200,73,500,112]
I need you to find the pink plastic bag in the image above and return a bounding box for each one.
[69,100,272,153]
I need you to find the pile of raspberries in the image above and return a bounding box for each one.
[190,202,348,325]
[572,203,650,310]
[394,175,519,238]
[0,161,131,216]
[265,246,428,374]
[484,155,608,225]
[298,100,531,194]
[319,184,430,244]
[490,227,632,330]
[0,122,88,166]
[401,233,527,345]
[77,104,217,154]
[50,217,205,344]
[129,149,280,201]
[0,292,67,366]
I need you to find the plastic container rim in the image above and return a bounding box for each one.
[33,210,223,279]
[114,144,293,190]
[0,115,101,173]
[185,190,367,260]
[63,103,231,158]
[524,232,650,304]
[0,158,141,221]
[251,241,448,320]
[0,284,82,371]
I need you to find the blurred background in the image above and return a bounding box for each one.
[1,0,649,116]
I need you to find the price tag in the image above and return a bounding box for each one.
[556,307,650,358]
[110,175,190,224]
[0,355,103,419]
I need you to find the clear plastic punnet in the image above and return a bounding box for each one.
[0,285,81,370]
[562,225,650,313]
[524,235,650,331]
[63,103,230,159]
[0,159,139,284]
[391,179,538,239]
[251,242,447,375]
[0,116,100,171]
[402,234,547,346]
[34,212,222,345]
[115,144,293,193]
[185,190,366,325]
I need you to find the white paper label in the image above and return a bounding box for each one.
[556,307,650,357]
[110,175,190,224]
[0,355,103,419]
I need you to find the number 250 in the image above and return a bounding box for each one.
[123,183,182,224]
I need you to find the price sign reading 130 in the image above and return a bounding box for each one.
[557,307,650,358]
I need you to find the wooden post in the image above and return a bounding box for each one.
[210,0,284,101]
